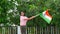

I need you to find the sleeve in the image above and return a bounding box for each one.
[24,16,28,20]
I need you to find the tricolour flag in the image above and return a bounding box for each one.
[40,10,52,24]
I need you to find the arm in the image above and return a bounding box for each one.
[24,16,35,20]
[24,14,40,20]
[28,14,40,20]
[28,16,35,20]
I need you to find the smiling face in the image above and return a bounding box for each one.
[21,12,25,16]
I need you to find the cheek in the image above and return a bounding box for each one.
[22,13,24,15]
[21,12,24,15]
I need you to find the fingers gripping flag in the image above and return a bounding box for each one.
[40,10,52,24]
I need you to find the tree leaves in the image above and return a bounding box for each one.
[0,0,60,27]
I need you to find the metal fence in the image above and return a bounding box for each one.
[27,26,60,34]
[0,26,17,34]
[0,26,60,34]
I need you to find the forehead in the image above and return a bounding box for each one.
[21,12,24,13]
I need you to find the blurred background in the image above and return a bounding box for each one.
[0,0,60,27]
[0,0,60,34]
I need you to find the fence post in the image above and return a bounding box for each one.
[34,27,35,34]
[17,26,21,34]
[8,27,9,34]
[2,27,5,34]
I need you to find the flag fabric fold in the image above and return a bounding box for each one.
[40,10,52,24]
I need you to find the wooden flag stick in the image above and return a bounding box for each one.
[34,14,40,18]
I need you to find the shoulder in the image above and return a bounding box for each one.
[24,16,28,18]
[20,16,28,18]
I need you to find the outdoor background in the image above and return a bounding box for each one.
[0,0,60,27]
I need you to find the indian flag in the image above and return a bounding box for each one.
[40,10,52,24]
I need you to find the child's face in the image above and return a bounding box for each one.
[21,12,25,16]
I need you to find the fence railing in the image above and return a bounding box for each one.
[0,26,17,34]
[27,26,60,34]
[0,26,60,34]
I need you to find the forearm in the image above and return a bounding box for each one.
[29,14,40,20]
[29,16,35,20]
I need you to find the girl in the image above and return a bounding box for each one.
[20,11,39,34]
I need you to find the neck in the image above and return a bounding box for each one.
[21,15,24,16]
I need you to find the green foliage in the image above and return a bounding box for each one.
[0,0,60,27]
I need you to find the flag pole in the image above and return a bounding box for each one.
[34,14,40,18]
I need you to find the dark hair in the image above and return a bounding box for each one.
[20,10,26,13]
[20,11,26,16]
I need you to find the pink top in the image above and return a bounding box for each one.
[20,16,28,26]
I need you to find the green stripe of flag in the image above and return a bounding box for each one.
[40,13,51,24]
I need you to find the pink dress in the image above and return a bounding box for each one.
[20,16,28,26]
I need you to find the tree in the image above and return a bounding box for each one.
[0,0,60,27]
